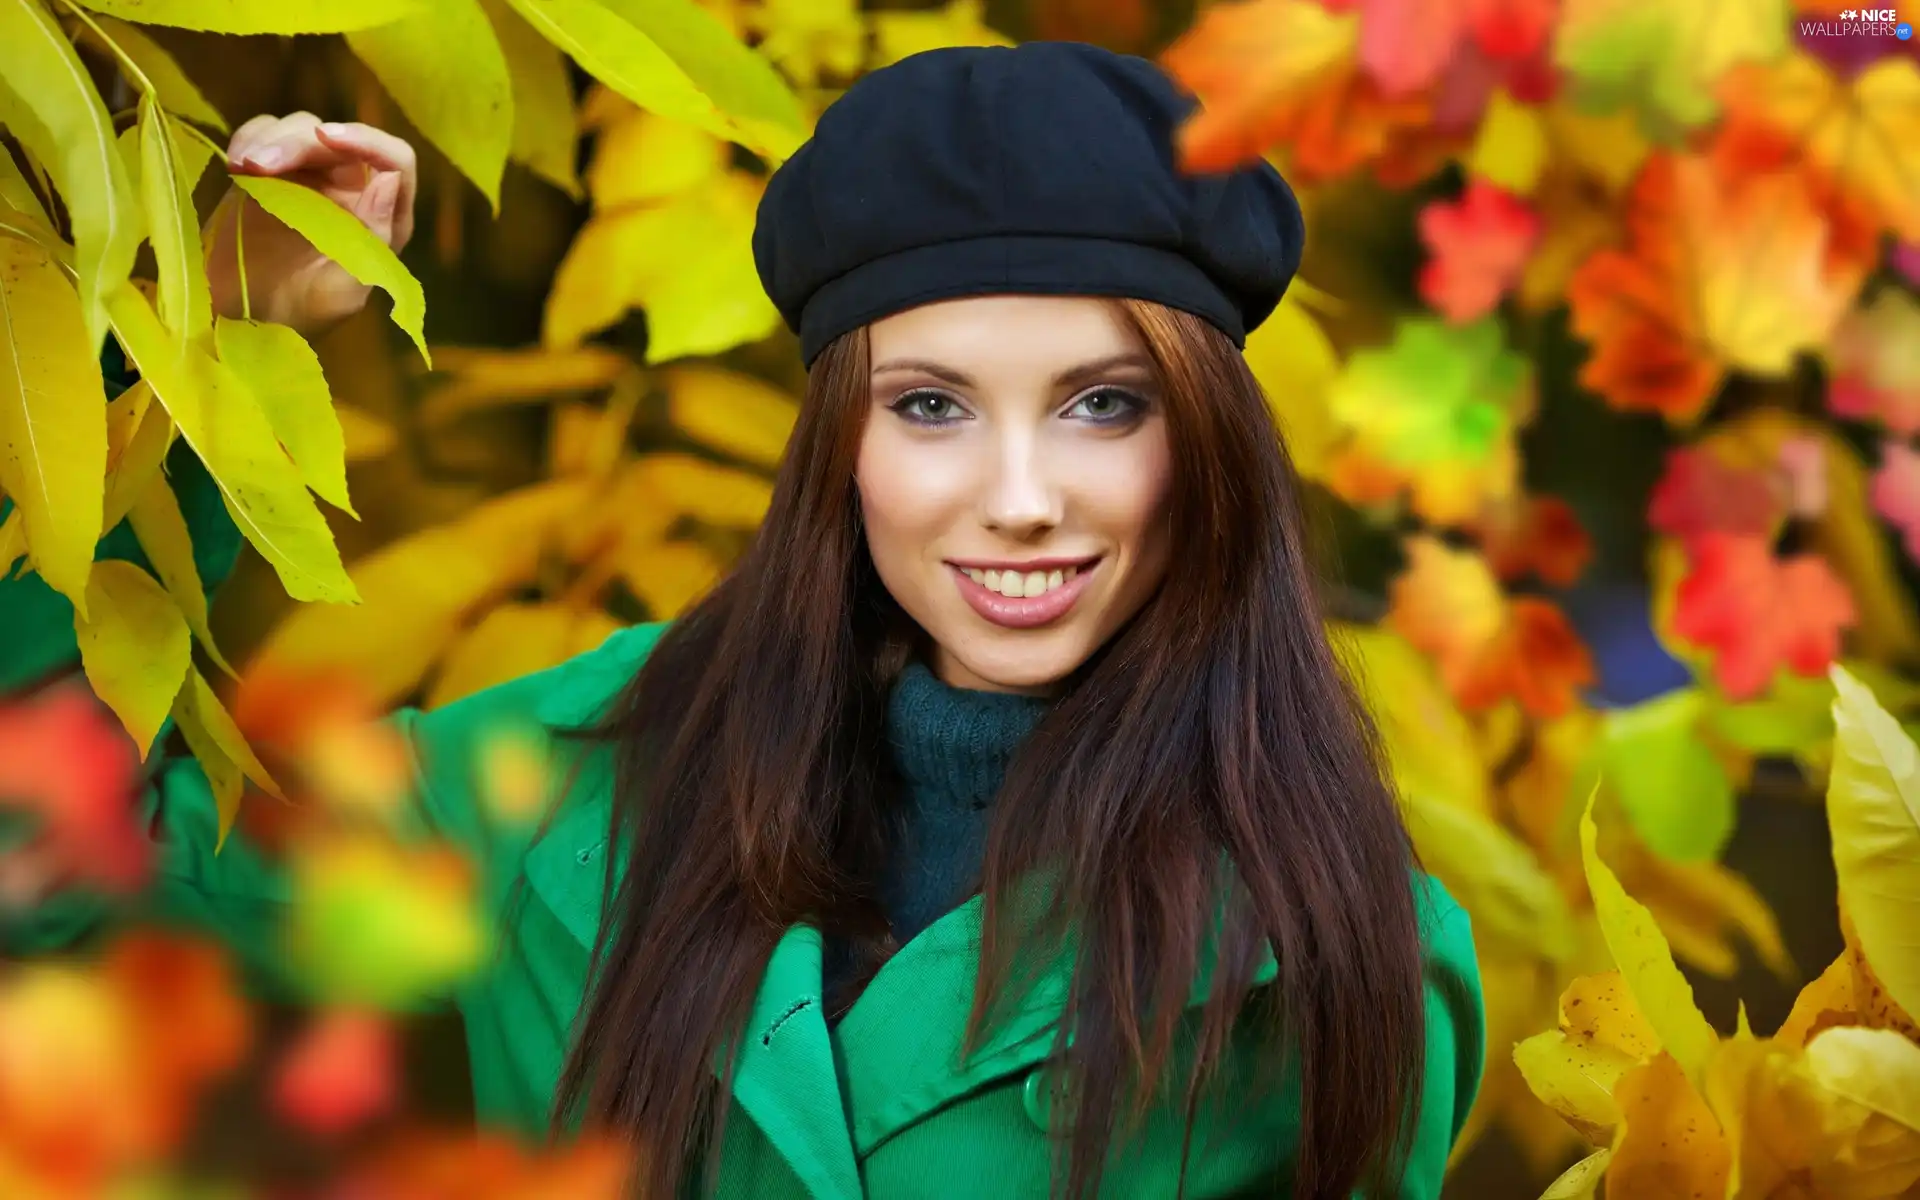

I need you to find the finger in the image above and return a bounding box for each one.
[352,171,401,248]
[225,113,280,165]
[228,111,327,174]
[316,122,417,250]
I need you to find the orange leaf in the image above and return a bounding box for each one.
[1567,151,1877,422]
[1387,535,1594,717]
[102,934,251,1114]
[1161,0,1430,180]
[0,680,149,894]
[1606,1053,1732,1199]
[1032,0,1151,52]
[1719,50,1920,243]
[1670,532,1856,700]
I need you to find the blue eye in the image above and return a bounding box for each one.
[1063,387,1147,424]
[889,389,970,426]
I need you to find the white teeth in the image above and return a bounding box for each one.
[959,564,1086,598]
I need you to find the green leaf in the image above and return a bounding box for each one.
[1600,688,1736,863]
[503,0,803,161]
[106,282,360,604]
[85,15,228,130]
[74,558,191,759]
[75,0,427,34]
[1328,316,1531,469]
[1827,665,1920,1030]
[138,94,212,343]
[232,175,430,366]
[481,0,580,197]
[127,470,236,676]
[0,0,143,354]
[0,236,108,617]
[215,317,354,516]
[346,0,513,211]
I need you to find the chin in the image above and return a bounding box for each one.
[941,625,1099,695]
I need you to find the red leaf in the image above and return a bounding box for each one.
[1479,494,1592,586]
[1671,533,1856,699]
[104,934,252,1123]
[1648,447,1785,540]
[272,1009,397,1139]
[1418,179,1541,322]
[1467,0,1557,60]
[0,681,148,893]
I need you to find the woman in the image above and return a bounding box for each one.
[9,43,1482,1200]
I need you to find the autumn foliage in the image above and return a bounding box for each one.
[4,0,1920,1194]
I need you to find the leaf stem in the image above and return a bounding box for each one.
[232,193,250,322]
[54,0,155,99]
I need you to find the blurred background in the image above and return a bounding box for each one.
[4,0,1920,1195]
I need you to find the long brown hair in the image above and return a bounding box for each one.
[552,300,1429,1198]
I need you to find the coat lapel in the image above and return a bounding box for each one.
[833,879,1281,1158]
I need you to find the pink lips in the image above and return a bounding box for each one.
[950,561,1098,629]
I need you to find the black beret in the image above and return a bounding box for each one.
[752,41,1307,366]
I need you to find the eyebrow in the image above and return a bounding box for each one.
[869,352,1156,389]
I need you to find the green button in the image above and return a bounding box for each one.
[1023,1067,1074,1136]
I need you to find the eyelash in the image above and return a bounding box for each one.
[887,386,1149,427]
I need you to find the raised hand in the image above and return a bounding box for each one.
[202,113,418,338]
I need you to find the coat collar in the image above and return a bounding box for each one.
[519,625,1280,1197]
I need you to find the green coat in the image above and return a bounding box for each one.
[6,620,1485,1198]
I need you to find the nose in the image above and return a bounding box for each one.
[979,426,1061,537]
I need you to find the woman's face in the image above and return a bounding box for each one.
[857,295,1174,695]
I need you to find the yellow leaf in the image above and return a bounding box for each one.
[73,559,190,758]
[585,105,725,209]
[1541,100,1650,195]
[346,0,514,211]
[0,131,53,225]
[1242,290,1341,482]
[251,480,590,705]
[1776,949,1858,1049]
[870,0,1012,67]
[503,0,803,161]
[545,172,778,361]
[1800,1025,1920,1194]
[83,16,227,130]
[101,383,174,532]
[75,0,425,34]
[106,284,360,604]
[174,664,281,845]
[126,471,234,676]
[628,451,773,526]
[1580,788,1719,1086]
[214,318,353,515]
[0,510,22,577]
[480,0,581,197]
[1827,665,1920,1028]
[1514,972,1658,1146]
[170,674,238,846]
[613,537,723,621]
[232,176,430,366]
[1537,1147,1610,1199]
[137,95,212,344]
[1606,1053,1731,1199]
[417,344,630,426]
[0,237,108,615]
[337,404,397,462]
[1335,623,1489,814]
[1467,91,1548,195]
[664,365,795,469]
[1405,789,1576,963]
[427,600,623,707]
[0,0,142,362]
[1616,834,1796,983]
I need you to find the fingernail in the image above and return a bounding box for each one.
[319,122,349,138]
[247,146,287,169]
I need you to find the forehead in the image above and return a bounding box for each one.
[867,295,1147,375]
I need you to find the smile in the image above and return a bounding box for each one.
[948,558,1101,629]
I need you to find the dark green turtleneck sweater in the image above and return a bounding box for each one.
[823,660,1050,1021]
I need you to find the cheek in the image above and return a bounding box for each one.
[1080,438,1173,573]
[855,423,950,580]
